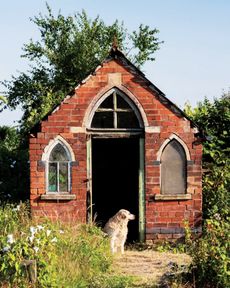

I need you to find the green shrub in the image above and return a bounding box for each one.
[0,205,60,287]
[191,217,230,288]
[0,204,134,287]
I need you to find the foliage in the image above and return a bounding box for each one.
[202,157,230,219]
[55,223,133,287]
[190,217,230,288]
[56,224,112,286]
[2,4,163,132]
[0,203,59,287]
[155,218,230,288]
[184,93,230,287]
[0,204,134,287]
[0,126,29,203]
[185,93,230,219]
[0,95,7,112]
[185,93,230,163]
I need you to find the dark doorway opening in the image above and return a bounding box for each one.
[92,137,139,242]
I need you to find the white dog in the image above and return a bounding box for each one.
[103,209,135,254]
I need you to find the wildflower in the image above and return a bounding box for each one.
[29,236,34,242]
[33,246,39,253]
[214,213,221,221]
[51,237,57,243]
[2,246,10,252]
[37,225,44,231]
[46,229,51,237]
[59,230,64,234]
[30,226,37,235]
[7,234,14,244]
[12,205,20,212]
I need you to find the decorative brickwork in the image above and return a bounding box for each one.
[30,47,202,241]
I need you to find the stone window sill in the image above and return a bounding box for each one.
[154,194,192,201]
[40,194,76,201]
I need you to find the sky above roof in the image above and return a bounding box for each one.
[0,0,229,126]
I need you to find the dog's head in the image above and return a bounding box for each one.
[117,209,135,221]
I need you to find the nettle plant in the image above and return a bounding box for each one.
[0,205,61,286]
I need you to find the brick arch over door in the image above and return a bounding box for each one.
[83,86,148,129]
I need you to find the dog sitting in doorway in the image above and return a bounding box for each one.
[103,209,135,254]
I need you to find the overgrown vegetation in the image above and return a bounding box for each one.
[0,204,133,287]
[184,93,230,288]
[191,217,229,288]
[185,93,230,219]
[0,3,229,287]
[0,126,29,203]
[155,94,230,287]
[1,4,163,132]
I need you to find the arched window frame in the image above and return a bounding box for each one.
[155,134,192,200]
[42,136,75,194]
[86,87,144,130]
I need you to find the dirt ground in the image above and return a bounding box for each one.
[113,249,192,287]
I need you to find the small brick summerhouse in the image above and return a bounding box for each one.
[29,45,203,242]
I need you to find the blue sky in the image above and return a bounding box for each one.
[0,0,229,126]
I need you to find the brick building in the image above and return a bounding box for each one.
[29,45,203,242]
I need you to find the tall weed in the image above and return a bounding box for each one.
[191,217,230,288]
[0,204,133,287]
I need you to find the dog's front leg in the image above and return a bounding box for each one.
[120,236,126,254]
[110,237,117,254]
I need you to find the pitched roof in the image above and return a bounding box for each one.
[105,45,200,128]
[31,44,203,136]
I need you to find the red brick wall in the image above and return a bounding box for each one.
[29,57,202,240]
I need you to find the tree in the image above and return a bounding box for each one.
[0,95,7,112]
[185,92,230,218]
[2,4,163,132]
[0,126,29,203]
[185,93,230,288]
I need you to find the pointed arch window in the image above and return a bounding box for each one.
[91,92,141,129]
[48,143,71,193]
[161,140,187,195]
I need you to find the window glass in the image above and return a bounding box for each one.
[100,95,113,108]
[48,143,71,193]
[48,163,57,192]
[50,144,68,161]
[161,140,186,195]
[117,95,130,109]
[91,112,114,128]
[117,112,139,128]
[59,163,68,192]
[91,92,140,129]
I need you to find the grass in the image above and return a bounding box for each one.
[113,249,192,287]
[0,203,193,287]
[0,203,134,287]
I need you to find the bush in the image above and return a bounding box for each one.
[0,126,29,203]
[0,204,133,287]
[0,204,60,287]
[202,158,230,219]
[191,217,230,288]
